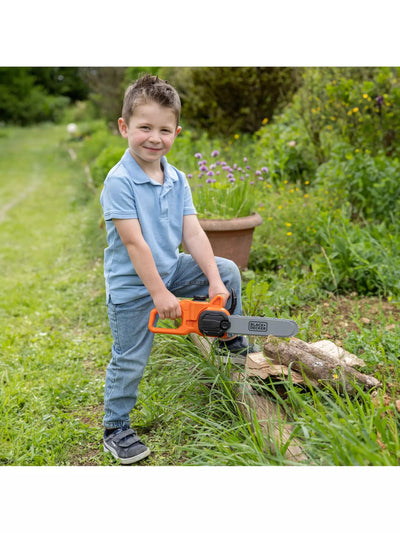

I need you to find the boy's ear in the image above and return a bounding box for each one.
[175,125,182,137]
[118,118,128,138]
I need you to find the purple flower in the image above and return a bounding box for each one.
[187,173,193,179]
[211,150,219,157]
[243,157,248,162]
[376,95,384,107]
[261,166,269,173]
[200,165,208,171]
[246,165,250,170]
[227,173,234,179]
[195,153,202,159]
[229,177,236,183]
[255,170,261,176]
[206,178,216,183]
[207,171,214,176]
[250,181,254,185]
[258,177,264,181]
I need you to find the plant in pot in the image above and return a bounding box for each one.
[186,149,267,269]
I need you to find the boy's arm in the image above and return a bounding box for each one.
[113,218,181,320]
[182,214,230,306]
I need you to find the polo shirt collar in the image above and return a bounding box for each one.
[122,149,177,186]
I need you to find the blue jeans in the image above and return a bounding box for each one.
[103,253,242,428]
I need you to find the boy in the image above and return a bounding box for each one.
[100,74,256,464]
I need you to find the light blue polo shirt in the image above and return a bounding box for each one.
[100,149,197,303]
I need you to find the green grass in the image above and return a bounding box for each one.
[1,123,399,467]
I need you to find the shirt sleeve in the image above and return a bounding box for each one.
[181,172,197,216]
[101,175,138,221]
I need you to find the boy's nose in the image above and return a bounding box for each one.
[149,131,161,143]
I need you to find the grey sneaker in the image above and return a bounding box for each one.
[103,426,150,465]
[214,335,260,364]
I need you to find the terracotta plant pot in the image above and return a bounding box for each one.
[198,213,262,269]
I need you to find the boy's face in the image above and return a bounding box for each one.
[118,101,181,171]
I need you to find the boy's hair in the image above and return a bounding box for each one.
[121,74,181,126]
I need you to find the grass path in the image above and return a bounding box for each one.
[0,125,111,465]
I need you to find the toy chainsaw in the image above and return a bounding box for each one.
[148,292,298,339]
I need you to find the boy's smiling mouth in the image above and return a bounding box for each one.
[144,146,161,152]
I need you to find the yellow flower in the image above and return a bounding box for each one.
[363,93,368,99]
[286,232,292,236]
[333,373,339,380]
[353,107,359,113]
[234,134,240,140]
[304,193,309,198]
[278,205,282,209]
[285,222,292,227]
[347,110,352,116]
[262,118,268,125]
[305,181,310,185]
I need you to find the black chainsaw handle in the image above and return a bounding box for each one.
[227,288,237,314]
[193,289,237,314]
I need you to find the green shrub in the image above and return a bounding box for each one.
[78,125,116,164]
[0,68,71,125]
[254,107,318,187]
[292,67,400,160]
[90,144,126,188]
[315,149,400,224]
[311,212,400,296]
[162,67,301,137]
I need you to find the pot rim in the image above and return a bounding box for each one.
[198,212,262,231]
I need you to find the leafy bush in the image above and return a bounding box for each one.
[0,68,71,125]
[90,144,126,188]
[162,67,301,136]
[292,67,400,160]
[315,149,400,224]
[311,212,400,296]
[78,124,116,164]
[254,107,318,187]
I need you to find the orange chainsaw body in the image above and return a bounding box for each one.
[148,295,230,337]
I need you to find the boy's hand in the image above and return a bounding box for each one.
[208,283,230,308]
[152,289,182,320]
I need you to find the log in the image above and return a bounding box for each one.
[245,351,304,383]
[262,337,381,394]
[190,334,307,462]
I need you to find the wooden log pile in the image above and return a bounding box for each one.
[190,333,381,463]
[250,337,380,394]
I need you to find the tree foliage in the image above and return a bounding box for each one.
[161,67,302,136]
[0,67,88,125]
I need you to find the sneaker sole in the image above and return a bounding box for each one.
[103,443,151,465]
